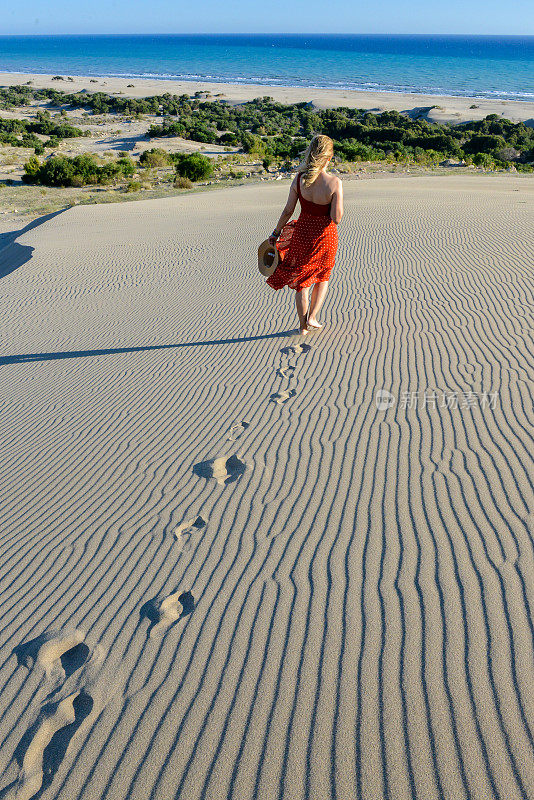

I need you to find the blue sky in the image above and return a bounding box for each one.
[2,0,533,35]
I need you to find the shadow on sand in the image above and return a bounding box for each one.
[0,209,66,280]
[0,329,301,366]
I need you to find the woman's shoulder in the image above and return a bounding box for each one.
[326,172,342,188]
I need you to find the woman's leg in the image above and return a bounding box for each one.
[307,281,329,326]
[295,287,310,334]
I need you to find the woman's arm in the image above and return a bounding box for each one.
[330,178,344,224]
[269,175,299,244]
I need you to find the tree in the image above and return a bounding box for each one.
[174,153,213,181]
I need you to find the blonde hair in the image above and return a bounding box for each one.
[299,134,334,187]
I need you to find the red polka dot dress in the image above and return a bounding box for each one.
[266,171,338,292]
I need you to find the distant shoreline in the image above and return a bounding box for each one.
[2,71,534,126]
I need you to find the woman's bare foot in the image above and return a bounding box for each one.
[299,326,309,336]
[307,317,322,329]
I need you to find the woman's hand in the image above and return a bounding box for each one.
[269,229,281,246]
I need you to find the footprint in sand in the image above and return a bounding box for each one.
[280,342,312,356]
[14,691,94,800]
[173,515,206,550]
[142,590,196,638]
[11,630,116,800]
[193,454,246,485]
[276,365,296,378]
[270,388,297,404]
[14,629,90,684]
[227,421,250,441]
[270,342,311,404]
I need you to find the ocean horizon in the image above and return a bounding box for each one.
[0,33,533,101]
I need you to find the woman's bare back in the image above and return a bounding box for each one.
[298,171,339,205]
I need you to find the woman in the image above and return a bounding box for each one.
[266,134,343,335]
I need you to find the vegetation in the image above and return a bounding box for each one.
[2,84,533,187]
[174,176,194,189]
[125,180,143,192]
[172,152,213,181]
[0,108,86,154]
[139,147,173,167]
[22,153,135,187]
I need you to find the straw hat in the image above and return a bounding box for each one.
[258,239,279,277]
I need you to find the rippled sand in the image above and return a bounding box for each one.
[0,175,533,800]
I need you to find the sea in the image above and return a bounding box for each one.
[0,34,533,102]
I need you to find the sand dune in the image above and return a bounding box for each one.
[0,175,533,799]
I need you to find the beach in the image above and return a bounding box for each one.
[2,71,534,126]
[1,173,533,799]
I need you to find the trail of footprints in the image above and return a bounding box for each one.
[270,342,311,404]
[147,415,252,639]
[152,343,312,640]
[141,425,242,641]
[9,344,314,794]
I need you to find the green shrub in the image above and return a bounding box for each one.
[27,155,76,186]
[139,147,172,167]
[463,135,506,155]
[219,132,238,145]
[22,152,135,186]
[23,155,41,177]
[116,156,135,177]
[174,152,213,181]
[240,132,266,156]
[334,141,383,162]
[69,175,86,187]
[20,133,43,150]
[174,176,193,189]
[125,180,142,192]
[472,152,495,168]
